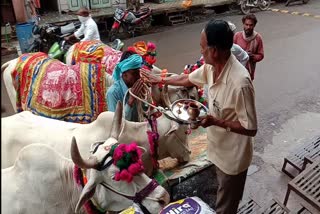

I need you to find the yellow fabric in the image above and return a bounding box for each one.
[133,41,148,56]
[182,0,192,8]
[79,47,104,60]
[188,55,257,175]
[73,40,105,63]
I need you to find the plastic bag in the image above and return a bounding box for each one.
[160,196,216,214]
[120,203,144,214]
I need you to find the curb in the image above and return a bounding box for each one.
[269,8,320,19]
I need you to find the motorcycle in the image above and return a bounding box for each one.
[238,0,271,15]
[47,38,72,63]
[109,7,152,42]
[28,21,81,56]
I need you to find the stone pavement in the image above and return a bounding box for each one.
[38,0,233,25]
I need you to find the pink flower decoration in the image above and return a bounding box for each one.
[113,148,124,161]
[120,169,133,183]
[128,163,144,175]
[126,143,138,153]
[147,42,156,50]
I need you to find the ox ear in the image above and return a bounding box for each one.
[165,120,179,136]
[110,101,123,140]
[75,174,99,213]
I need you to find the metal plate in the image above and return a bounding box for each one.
[170,99,208,124]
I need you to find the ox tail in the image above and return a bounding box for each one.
[1,61,11,73]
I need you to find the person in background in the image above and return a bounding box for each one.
[24,0,37,23]
[33,0,42,15]
[65,7,100,42]
[228,21,249,67]
[107,53,145,122]
[234,14,264,80]
[141,19,258,214]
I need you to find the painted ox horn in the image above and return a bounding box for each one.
[110,101,123,140]
[71,136,99,169]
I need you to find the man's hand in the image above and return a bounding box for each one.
[248,51,254,60]
[198,115,217,128]
[128,79,145,106]
[140,68,161,85]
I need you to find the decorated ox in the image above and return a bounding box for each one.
[1,103,170,214]
[65,40,162,74]
[1,103,191,175]
[1,52,112,122]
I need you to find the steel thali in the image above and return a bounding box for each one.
[170,99,208,124]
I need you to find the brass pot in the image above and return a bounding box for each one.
[187,102,201,121]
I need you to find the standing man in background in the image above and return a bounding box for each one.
[234,14,264,80]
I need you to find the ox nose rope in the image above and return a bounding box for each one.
[101,179,160,214]
[124,89,186,125]
[125,88,191,154]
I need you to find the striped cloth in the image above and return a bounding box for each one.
[71,40,123,75]
[12,52,107,123]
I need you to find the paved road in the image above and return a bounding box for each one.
[1,0,320,211]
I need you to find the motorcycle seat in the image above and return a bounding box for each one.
[132,8,151,17]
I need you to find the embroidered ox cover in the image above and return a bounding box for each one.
[71,40,122,75]
[12,52,107,123]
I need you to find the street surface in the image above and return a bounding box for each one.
[1,0,320,212]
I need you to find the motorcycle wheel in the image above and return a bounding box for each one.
[109,28,119,42]
[258,0,271,10]
[240,0,251,15]
[302,0,309,4]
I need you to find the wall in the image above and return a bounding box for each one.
[1,3,16,25]
[59,0,70,12]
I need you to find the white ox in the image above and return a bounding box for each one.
[1,103,170,214]
[1,106,191,175]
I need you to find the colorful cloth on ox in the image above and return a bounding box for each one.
[12,52,107,123]
[71,40,122,75]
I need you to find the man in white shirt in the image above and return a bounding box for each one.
[141,19,258,214]
[65,7,100,42]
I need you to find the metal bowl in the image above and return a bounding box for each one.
[170,99,208,124]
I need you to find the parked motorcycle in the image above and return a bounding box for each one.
[238,0,271,15]
[109,7,152,42]
[48,39,72,63]
[28,21,81,55]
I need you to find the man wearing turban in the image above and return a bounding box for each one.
[107,53,145,122]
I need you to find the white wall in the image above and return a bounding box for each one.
[59,0,70,11]
[112,0,126,8]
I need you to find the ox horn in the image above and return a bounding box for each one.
[110,101,123,140]
[71,136,99,169]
